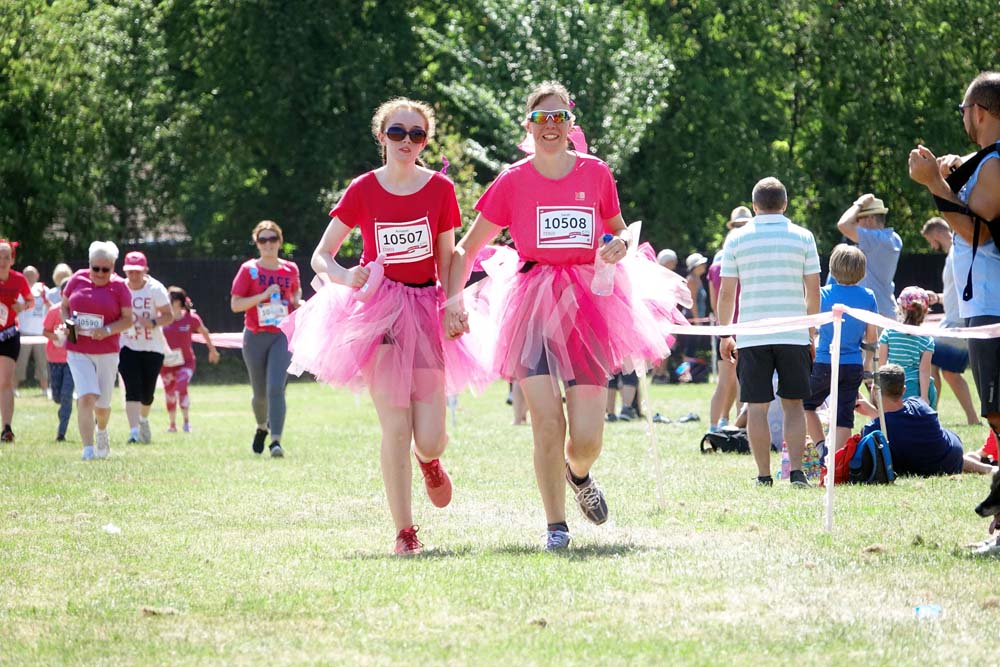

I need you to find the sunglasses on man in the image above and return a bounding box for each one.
[385,125,428,143]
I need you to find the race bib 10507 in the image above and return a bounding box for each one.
[375,217,433,265]
[536,207,595,249]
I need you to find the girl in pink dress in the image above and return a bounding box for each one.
[446,82,687,550]
[282,98,492,555]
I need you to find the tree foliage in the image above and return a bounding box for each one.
[0,0,995,264]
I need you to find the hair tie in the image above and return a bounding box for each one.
[440,155,450,175]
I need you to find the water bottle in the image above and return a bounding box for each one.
[778,442,790,480]
[591,233,616,296]
[264,290,281,326]
[354,254,386,303]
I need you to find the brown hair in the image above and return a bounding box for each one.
[902,300,927,327]
[877,363,906,399]
[251,220,283,244]
[371,98,435,165]
[168,285,191,310]
[968,71,1000,117]
[751,177,787,212]
[526,81,573,114]
[829,244,866,285]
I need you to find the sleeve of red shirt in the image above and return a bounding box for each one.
[287,261,301,295]
[231,263,251,297]
[328,176,365,229]
[115,281,131,310]
[43,307,60,333]
[190,312,204,331]
[474,172,512,228]
[439,179,463,234]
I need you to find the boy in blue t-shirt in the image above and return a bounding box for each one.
[804,244,878,453]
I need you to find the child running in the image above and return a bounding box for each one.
[160,287,220,433]
[281,98,491,555]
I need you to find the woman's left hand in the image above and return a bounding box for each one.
[599,236,628,264]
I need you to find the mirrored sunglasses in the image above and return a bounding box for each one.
[527,109,572,124]
[385,126,428,143]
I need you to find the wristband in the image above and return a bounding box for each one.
[862,370,874,380]
[151,318,157,327]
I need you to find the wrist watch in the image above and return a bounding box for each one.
[151,318,157,327]
[103,325,112,336]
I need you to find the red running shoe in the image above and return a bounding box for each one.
[394,525,423,556]
[417,457,453,508]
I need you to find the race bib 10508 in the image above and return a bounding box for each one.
[375,217,433,265]
[536,207,595,249]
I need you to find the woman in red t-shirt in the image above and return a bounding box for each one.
[230,220,300,459]
[280,98,491,556]
[161,286,220,433]
[0,239,35,443]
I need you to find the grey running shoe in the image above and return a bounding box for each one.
[789,469,810,488]
[269,443,284,458]
[545,529,571,551]
[95,430,110,459]
[139,420,152,444]
[565,462,609,525]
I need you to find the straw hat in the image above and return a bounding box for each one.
[727,205,753,230]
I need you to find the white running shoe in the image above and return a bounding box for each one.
[139,419,152,444]
[95,430,111,459]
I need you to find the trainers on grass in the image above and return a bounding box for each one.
[81,445,94,461]
[1,425,13,443]
[252,428,267,455]
[394,525,423,556]
[269,442,284,458]
[565,462,609,525]
[789,469,810,488]
[417,457,452,508]
[95,431,110,459]
[545,529,571,551]
[139,420,152,444]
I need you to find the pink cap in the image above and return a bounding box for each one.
[122,251,148,271]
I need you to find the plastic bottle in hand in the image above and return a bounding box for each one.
[591,233,616,296]
[354,254,386,302]
[263,291,281,326]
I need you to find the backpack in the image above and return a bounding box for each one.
[848,429,896,484]
[700,427,751,454]
[820,434,859,486]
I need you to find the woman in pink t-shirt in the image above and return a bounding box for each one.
[0,239,35,444]
[280,98,491,556]
[161,286,220,433]
[62,241,134,460]
[230,220,301,459]
[445,82,687,551]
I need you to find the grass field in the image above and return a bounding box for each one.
[2,377,999,666]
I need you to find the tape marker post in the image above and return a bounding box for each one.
[824,306,844,532]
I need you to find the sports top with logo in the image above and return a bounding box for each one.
[474,152,621,264]
[120,275,170,353]
[0,270,32,332]
[231,259,300,334]
[329,171,462,285]
[63,269,132,355]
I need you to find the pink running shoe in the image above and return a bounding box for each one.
[394,525,423,556]
[418,457,453,508]
[167,424,177,433]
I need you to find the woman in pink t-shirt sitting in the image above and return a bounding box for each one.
[445,81,684,550]
[61,241,134,460]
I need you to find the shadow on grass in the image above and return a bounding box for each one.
[339,545,476,561]
[339,541,649,561]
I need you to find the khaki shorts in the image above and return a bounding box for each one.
[67,351,119,409]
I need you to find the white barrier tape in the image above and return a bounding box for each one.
[21,333,244,349]
[666,305,1000,340]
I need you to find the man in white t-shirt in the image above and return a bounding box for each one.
[15,266,49,395]
[119,252,174,444]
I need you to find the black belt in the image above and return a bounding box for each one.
[401,278,436,288]
[519,261,537,274]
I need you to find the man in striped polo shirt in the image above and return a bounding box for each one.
[717,177,821,487]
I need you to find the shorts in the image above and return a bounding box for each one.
[118,346,165,405]
[736,344,813,403]
[0,327,19,361]
[931,339,970,374]
[524,347,607,388]
[607,371,639,389]
[803,362,864,429]
[967,315,1000,416]
[67,351,119,409]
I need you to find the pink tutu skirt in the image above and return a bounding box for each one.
[471,246,690,385]
[281,278,495,407]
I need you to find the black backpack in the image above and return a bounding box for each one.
[700,427,751,454]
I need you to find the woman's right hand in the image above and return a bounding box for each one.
[262,283,281,299]
[444,302,469,339]
[346,264,371,289]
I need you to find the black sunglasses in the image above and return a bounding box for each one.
[256,235,280,244]
[385,125,428,143]
[958,102,986,116]
[90,266,112,273]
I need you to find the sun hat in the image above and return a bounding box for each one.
[686,252,709,272]
[897,286,928,310]
[857,197,889,217]
[727,205,753,230]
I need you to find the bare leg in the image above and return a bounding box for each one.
[941,369,981,425]
[369,388,415,532]
[710,361,738,426]
[77,394,97,445]
[512,383,528,425]
[745,402,771,477]
[520,375,568,524]
[565,384,608,478]
[781,398,807,470]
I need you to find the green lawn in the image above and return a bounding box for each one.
[2,378,998,666]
